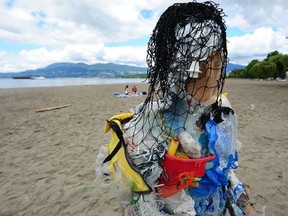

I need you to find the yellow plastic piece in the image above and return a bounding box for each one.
[104,112,134,133]
[175,152,189,159]
[167,139,179,156]
[104,113,151,193]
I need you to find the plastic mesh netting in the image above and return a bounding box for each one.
[123,1,228,175]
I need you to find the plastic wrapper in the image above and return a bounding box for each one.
[164,190,196,216]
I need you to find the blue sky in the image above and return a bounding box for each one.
[1,0,288,72]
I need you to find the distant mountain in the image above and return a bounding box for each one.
[0,62,147,78]
[0,62,245,78]
[226,63,245,72]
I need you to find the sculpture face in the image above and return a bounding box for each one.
[144,2,227,111]
[185,52,222,104]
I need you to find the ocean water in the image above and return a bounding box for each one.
[0,78,146,89]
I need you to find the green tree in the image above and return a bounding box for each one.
[249,61,277,79]
[249,62,262,78]
[267,54,288,78]
[228,69,243,78]
[264,50,279,61]
[245,59,259,78]
[228,51,288,79]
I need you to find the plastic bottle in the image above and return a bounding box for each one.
[179,131,201,158]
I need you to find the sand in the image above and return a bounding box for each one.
[0,79,287,216]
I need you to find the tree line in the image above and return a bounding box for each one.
[228,51,288,79]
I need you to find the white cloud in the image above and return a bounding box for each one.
[0,0,288,72]
[0,44,147,72]
[218,0,288,65]
[228,28,288,65]
[17,44,106,69]
[226,14,250,30]
[219,0,288,31]
[103,46,147,67]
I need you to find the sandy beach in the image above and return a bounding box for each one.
[0,79,287,216]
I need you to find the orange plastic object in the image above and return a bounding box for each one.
[158,172,199,198]
[158,154,215,198]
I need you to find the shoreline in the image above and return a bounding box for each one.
[0,77,147,89]
[1,77,287,90]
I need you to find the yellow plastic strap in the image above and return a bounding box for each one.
[103,113,152,194]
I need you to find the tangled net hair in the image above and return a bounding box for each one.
[144,1,227,109]
[125,1,228,159]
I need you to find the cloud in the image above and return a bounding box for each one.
[221,0,288,31]
[0,44,147,72]
[228,27,288,65]
[103,46,147,66]
[218,0,288,65]
[0,0,288,72]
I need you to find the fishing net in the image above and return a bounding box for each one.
[96,1,256,215]
[123,0,228,187]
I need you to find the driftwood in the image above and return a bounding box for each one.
[35,104,72,113]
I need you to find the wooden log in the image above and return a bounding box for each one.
[35,104,72,113]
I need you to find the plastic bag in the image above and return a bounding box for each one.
[164,190,196,216]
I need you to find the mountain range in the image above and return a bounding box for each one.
[0,62,245,78]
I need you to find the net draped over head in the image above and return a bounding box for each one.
[124,1,228,162]
[145,1,227,107]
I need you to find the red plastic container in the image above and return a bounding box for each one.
[161,154,215,182]
[158,154,215,198]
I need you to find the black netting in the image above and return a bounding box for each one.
[123,1,228,183]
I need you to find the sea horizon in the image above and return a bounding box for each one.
[0,77,147,89]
